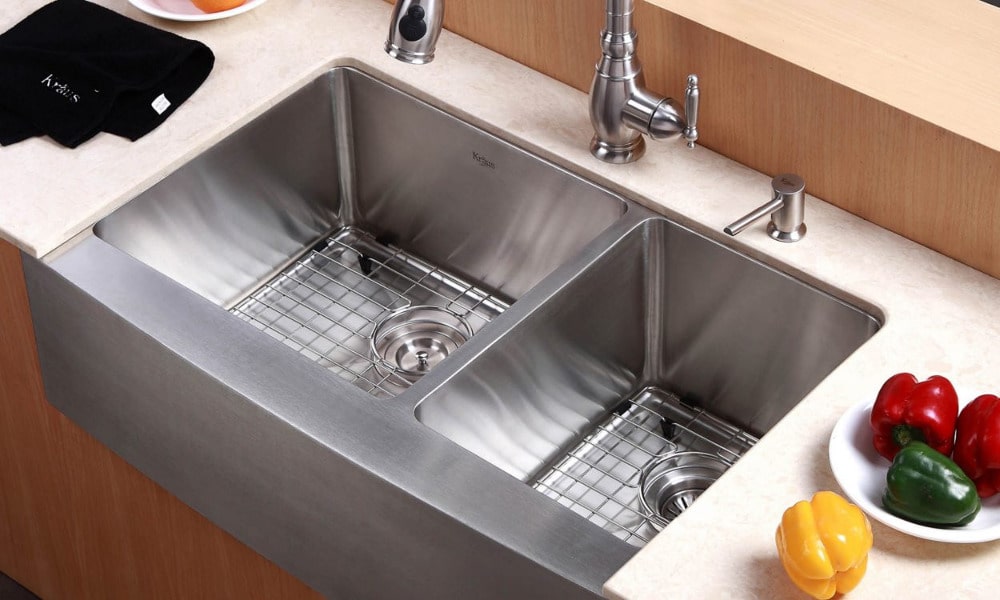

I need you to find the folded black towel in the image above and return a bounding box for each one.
[0,0,214,148]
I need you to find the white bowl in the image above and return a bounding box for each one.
[128,0,268,22]
[829,399,1000,543]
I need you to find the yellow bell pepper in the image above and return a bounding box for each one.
[775,491,873,599]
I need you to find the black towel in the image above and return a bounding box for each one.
[0,0,214,148]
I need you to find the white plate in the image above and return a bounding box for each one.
[128,0,268,22]
[829,398,1000,543]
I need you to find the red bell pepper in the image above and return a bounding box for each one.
[953,394,1000,498]
[869,373,958,461]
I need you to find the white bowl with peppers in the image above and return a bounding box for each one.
[830,373,1000,543]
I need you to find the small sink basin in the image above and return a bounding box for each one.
[93,67,626,397]
[415,217,881,544]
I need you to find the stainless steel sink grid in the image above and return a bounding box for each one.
[532,386,756,546]
[231,227,509,398]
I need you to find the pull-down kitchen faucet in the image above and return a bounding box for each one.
[385,0,699,164]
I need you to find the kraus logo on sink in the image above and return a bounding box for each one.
[472,151,496,170]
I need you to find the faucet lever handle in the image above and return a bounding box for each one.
[683,74,700,148]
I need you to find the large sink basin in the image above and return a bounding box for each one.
[28,65,880,598]
[93,67,625,397]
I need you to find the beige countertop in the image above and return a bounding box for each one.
[3,1,999,598]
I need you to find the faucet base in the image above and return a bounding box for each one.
[385,41,435,65]
[590,136,645,164]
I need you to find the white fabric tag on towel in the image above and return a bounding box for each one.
[151,93,171,115]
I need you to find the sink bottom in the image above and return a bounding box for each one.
[531,387,757,546]
[231,227,511,398]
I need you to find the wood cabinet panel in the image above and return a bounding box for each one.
[0,241,319,600]
[437,0,598,92]
[409,0,1000,279]
[644,0,1000,156]
[634,7,1000,277]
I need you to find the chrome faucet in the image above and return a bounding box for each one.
[589,0,699,163]
[385,0,444,65]
[385,0,699,164]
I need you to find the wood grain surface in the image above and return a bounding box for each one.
[0,241,319,600]
[645,0,1000,154]
[422,0,1000,279]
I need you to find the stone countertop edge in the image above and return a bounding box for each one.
[2,1,999,599]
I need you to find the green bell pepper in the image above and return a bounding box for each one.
[882,441,981,527]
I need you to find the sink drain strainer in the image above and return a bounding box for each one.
[639,452,731,529]
[371,305,473,383]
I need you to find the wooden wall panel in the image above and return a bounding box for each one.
[0,241,319,600]
[636,8,1000,276]
[438,0,598,92]
[413,0,1000,279]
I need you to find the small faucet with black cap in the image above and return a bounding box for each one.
[385,0,699,164]
[385,0,444,65]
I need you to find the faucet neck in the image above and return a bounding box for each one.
[590,0,699,163]
[601,0,637,59]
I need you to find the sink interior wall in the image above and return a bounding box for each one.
[94,74,342,307]
[341,70,626,301]
[648,220,881,433]
[415,230,648,481]
[94,67,626,308]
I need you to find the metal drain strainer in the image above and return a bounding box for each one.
[371,305,473,382]
[639,452,731,529]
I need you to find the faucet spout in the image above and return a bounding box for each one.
[590,0,699,163]
[385,0,699,164]
[385,0,444,65]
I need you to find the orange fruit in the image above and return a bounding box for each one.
[191,0,246,13]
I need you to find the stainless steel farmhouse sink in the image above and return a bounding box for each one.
[23,66,880,599]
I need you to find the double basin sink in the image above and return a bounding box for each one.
[29,67,880,598]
